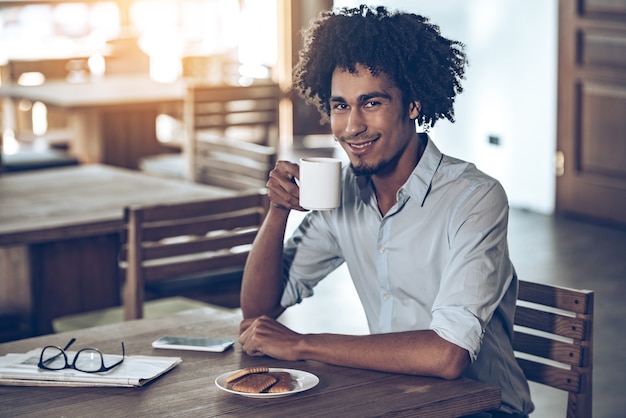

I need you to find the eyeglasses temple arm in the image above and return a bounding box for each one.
[62,338,77,351]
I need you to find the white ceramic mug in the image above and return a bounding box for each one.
[298,157,342,210]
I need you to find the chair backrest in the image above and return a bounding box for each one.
[184,82,280,190]
[181,55,241,85]
[514,280,594,418]
[2,58,75,144]
[186,81,281,146]
[193,136,277,191]
[120,191,268,320]
[3,58,81,83]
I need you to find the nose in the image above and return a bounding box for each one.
[345,108,367,137]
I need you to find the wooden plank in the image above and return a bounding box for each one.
[513,331,584,366]
[514,305,588,339]
[142,248,251,282]
[134,192,264,223]
[517,280,593,314]
[516,358,580,393]
[140,230,257,261]
[0,165,234,245]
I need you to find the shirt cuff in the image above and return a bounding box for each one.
[430,308,484,362]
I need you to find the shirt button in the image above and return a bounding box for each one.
[383,293,391,300]
[379,246,386,253]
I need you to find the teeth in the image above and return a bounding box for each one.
[352,141,373,149]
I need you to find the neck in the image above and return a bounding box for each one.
[371,134,426,215]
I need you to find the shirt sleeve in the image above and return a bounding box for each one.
[430,179,515,362]
[281,211,345,308]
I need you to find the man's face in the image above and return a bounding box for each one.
[329,64,419,177]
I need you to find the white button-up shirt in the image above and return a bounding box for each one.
[281,136,533,415]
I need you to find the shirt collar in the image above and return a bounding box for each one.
[405,133,443,207]
[353,133,443,208]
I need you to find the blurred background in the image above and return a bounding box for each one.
[2,0,558,214]
[3,0,624,226]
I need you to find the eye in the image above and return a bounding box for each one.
[363,100,380,109]
[331,102,348,111]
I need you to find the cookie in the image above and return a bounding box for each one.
[226,367,270,383]
[267,372,292,393]
[232,373,277,393]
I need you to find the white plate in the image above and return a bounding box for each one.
[215,368,319,399]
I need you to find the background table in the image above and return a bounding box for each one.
[0,307,501,417]
[0,164,234,336]
[0,75,185,169]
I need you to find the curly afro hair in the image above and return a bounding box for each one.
[292,5,468,129]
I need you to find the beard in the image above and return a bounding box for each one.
[349,147,404,177]
[350,159,392,176]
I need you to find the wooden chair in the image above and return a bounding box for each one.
[185,82,280,190]
[120,191,268,320]
[140,82,280,187]
[514,280,594,418]
[2,57,80,148]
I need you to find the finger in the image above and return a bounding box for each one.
[276,160,299,179]
[266,162,306,211]
[238,323,255,344]
[240,331,265,357]
[239,318,255,334]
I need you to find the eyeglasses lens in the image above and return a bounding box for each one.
[40,346,67,370]
[74,349,104,372]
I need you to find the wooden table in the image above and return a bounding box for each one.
[0,75,185,169]
[0,164,234,336]
[0,307,501,417]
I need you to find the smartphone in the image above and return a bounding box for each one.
[152,336,235,352]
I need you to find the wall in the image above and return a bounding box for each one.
[334,0,558,214]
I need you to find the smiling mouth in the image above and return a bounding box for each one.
[350,140,375,149]
[344,136,379,152]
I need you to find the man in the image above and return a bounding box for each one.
[239,5,533,417]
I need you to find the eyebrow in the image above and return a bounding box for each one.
[329,91,393,104]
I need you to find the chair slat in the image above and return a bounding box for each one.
[141,230,258,261]
[192,83,280,102]
[514,305,587,340]
[513,331,584,366]
[196,137,276,163]
[199,155,269,178]
[516,358,580,393]
[143,252,251,282]
[141,211,262,242]
[517,280,593,314]
[195,168,268,191]
[130,193,265,223]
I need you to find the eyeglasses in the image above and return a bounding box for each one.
[38,338,125,374]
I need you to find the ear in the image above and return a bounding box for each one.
[409,101,421,119]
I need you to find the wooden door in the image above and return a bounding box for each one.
[556,0,626,226]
